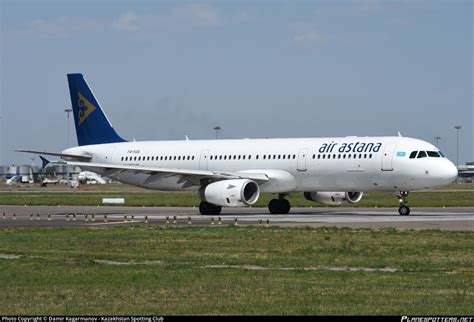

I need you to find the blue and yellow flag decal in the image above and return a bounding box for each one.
[77,92,97,125]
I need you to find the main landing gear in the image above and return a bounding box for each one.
[397,191,410,216]
[199,201,222,216]
[268,195,291,214]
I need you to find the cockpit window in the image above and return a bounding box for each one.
[409,151,417,159]
[417,151,427,158]
[439,151,445,157]
[427,151,440,158]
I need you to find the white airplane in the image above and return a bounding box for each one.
[16,74,458,216]
[77,171,107,184]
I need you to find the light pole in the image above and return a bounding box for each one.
[65,107,73,148]
[434,136,441,148]
[213,126,221,139]
[454,125,461,182]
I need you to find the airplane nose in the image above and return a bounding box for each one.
[442,160,458,183]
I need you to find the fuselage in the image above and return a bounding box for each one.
[64,136,458,193]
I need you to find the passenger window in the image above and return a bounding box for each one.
[293,155,296,159]
[364,154,367,159]
[256,155,259,160]
[192,156,195,160]
[417,151,427,158]
[317,155,321,159]
[278,155,281,159]
[369,154,372,158]
[338,154,341,159]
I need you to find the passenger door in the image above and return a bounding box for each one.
[199,149,209,170]
[297,148,308,172]
[381,143,397,171]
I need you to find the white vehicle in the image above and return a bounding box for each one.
[17,74,457,216]
[6,175,33,185]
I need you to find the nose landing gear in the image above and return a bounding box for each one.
[396,191,410,216]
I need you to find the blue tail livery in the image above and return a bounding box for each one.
[67,73,126,146]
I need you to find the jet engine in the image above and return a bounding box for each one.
[304,191,363,206]
[199,179,260,207]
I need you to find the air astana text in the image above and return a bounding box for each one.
[319,142,382,154]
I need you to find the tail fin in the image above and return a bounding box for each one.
[67,73,126,146]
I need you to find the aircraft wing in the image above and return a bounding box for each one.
[15,149,92,162]
[62,161,270,186]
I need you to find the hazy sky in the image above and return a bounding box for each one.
[1,0,473,165]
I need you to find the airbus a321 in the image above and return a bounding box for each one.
[17,74,458,216]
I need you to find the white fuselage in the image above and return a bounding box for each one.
[63,136,458,194]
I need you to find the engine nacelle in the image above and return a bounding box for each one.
[199,179,260,207]
[304,191,363,206]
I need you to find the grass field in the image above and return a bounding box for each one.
[0,226,473,315]
[0,183,473,207]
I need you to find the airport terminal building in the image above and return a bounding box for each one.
[458,161,474,183]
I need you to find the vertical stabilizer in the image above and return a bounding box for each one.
[67,73,126,146]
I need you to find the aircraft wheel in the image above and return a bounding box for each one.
[268,199,291,214]
[268,199,281,214]
[280,199,291,214]
[212,205,222,216]
[398,205,410,216]
[199,201,221,216]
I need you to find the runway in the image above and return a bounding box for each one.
[0,205,473,230]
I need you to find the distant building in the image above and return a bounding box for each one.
[458,161,474,183]
[0,164,80,181]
